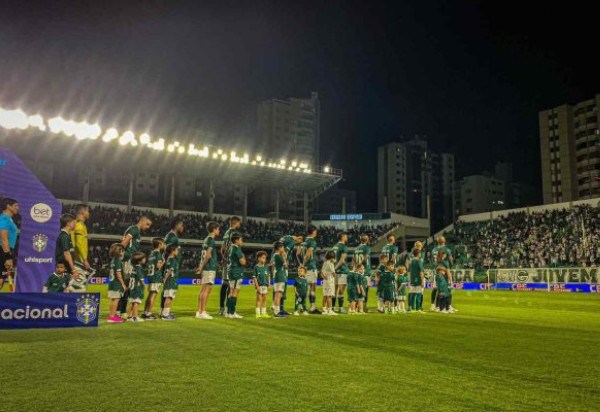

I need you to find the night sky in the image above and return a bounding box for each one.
[1,1,598,210]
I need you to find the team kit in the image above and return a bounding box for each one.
[44,213,457,323]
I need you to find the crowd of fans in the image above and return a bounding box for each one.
[436,205,600,270]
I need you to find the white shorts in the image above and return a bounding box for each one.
[128,298,142,304]
[123,261,133,279]
[323,280,336,297]
[306,270,318,284]
[163,289,177,299]
[398,295,406,301]
[337,273,347,285]
[230,279,243,290]
[201,271,216,285]
[257,286,268,295]
[108,290,124,299]
[274,282,286,293]
[149,283,162,293]
[409,286,423,294]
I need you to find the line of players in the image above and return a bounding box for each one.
[44,211,457,322]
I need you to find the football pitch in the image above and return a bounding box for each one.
[1,287,599,411]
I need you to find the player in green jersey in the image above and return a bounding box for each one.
[431,236,457,312]
[332,233,349,313]
[377,261,396,314]
[353,234,371,311]
[160,218,184,311]
[375,254,389,313]
[107,243,127,324]
[277,234,303,314]
[357,264,368,314]
[219,216,242,316]
[196,222,221,320]
[226,233,247,319]
[435,265,452,313]
[252,251,271,318]
[381,234,399,267]
[161,244,180,320]
[118,215,152,317]
[127,251,147,323]
[272,241,288,317]
[408,248,425,312]
[300,225,320,314]
[42,262,69,293]
[142,238,165,320]
[294,266,310,316]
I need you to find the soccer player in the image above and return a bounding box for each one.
[278,234,303,315]
[107,243,127,324]
[321,251,337,316]
[42,262,70,293]
[252,251,271,318]
[226,233,246,319]
[294,266,309,316]
[375,254,389,313]
[70,204,91,292]
[435,265,451,313]
[396,265,408,313]
[0,198,19,290]
[381,234,399,267]
[127,251,147,323]
[143,238,165,320]
[353,234,371,311]
[196,221,221,320]
[332,233,349,313]
[162,244,179,321]
[301,225,320,314]
[431,236,456,312]
[272,241,288,317]
[356,263,367,314]
[220,216,241,316]
[55,214,79,281]
[118,215,152,317]
[408,248,425,313]
[377,261,396,314]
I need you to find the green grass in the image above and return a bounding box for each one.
[1,287,599,411]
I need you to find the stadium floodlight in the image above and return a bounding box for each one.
[0,108,29,130]
[131,140,138,147]
[221,154,228,161]
[292,161,298,167]
[217,149,223,155]
[256,155,262,162]
[280,159,286,165]
[199,146,209,157]
[48,116,66,134]
[102,128,119,142]
[139,133,151,145]
[118,131,135,146]
[151,138,165,151]
[324,166,331,173]
[27,114,46,131]
[212,153,218,159]
[167,144,175,152]
[178,146,185,154]
[251,161,257,165]
[260,161,265,166]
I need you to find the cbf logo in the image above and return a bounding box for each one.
[32,234,48,252]
[30,203,53,223]
[76,294,99,325]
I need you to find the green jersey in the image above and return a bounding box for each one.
[129,265,145,300]
[300,237,318,270]
[347,271,359,289]
[227,244,245,280]
[279,235,297,264]
[409,258,424,286]
[273,253,287,283]
[354,244,371,271]
[431,245,452,268]
[253,264,270,286]
[44,272,69,292]
[108,258,124,292]
[332,242,349,274]
[295,277,309,297]
[379,271,395,289]
[123,225,141,262]
[55,230,74,268]
[436,272,450,295]
[165,231,182,264]
[201,236,218,271]
[147,250,164,284]
[396,274,408,295]
[359,272,369,289]
[381,243,399,264]
[164,257,179,290]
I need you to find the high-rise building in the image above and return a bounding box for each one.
[539,94,600,204]
[456,174,506,215]
[377,136,455,232]
[257,92,320,166]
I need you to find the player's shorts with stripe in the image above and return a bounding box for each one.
[149,283,162,293]
[305,269,318,284]
[128,297,143,304]
[257,286,268,295]
[337,273,347,285]
[201,270,216,285]
[409,285,423,294]
[108,290,124,299]
[274,282,286,293]
[163,289,177,299]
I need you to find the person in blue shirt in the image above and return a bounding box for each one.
[0,198,19,290]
